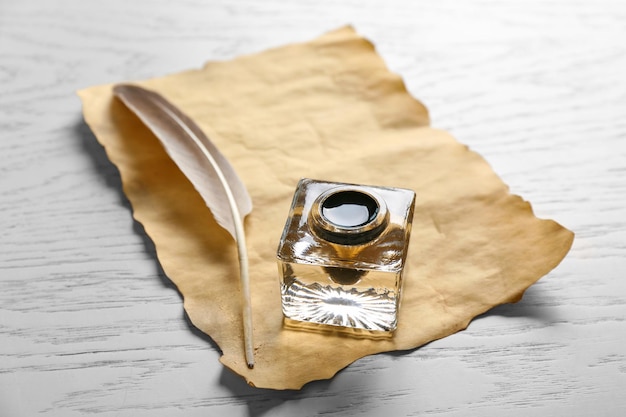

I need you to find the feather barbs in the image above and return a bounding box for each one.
[113,84,255,368]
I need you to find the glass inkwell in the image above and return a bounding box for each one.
[276,178,416,334]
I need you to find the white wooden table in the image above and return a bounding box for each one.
[2,0,625,415]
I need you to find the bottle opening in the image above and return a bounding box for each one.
[321,190,379,228]
[309,186,389,245]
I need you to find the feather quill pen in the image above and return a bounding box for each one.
[113,84,255,368]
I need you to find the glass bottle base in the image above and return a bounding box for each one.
[281,277,399,332]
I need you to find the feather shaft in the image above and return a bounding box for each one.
[113,84,254,368]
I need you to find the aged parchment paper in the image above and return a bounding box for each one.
[79,27,574,389]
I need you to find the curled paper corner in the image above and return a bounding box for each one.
[78,26,574,390]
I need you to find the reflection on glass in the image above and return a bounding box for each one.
[277,178,415,333]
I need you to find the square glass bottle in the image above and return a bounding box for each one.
[276,178,416,333]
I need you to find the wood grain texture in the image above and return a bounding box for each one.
[1,0,624,415]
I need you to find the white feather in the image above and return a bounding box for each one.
[113,84,255,368]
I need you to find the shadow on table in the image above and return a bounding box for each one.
[219,368,337,417]
[474,284,559,322]
[77,119,178,291]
